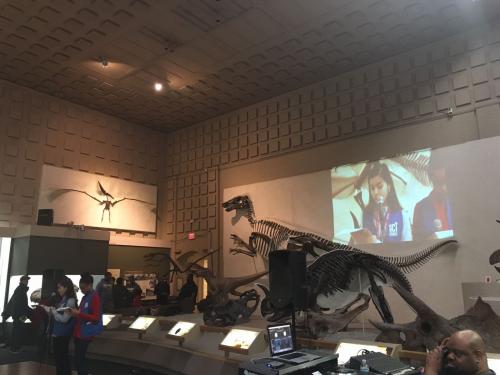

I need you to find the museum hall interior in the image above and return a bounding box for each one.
[1,0,500,374]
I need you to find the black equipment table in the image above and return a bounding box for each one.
[239,349,338,375]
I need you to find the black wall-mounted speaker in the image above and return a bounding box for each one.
[37,209,54,226]
[269,250,307,310]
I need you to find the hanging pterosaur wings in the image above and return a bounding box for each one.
[49,189,102,204]
[111,197,154,206]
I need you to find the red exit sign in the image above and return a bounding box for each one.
[188,232,196,240]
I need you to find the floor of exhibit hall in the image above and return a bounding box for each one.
[0,346,168,375]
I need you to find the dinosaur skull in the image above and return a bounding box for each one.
[371,284,456,351]
[489,249,500,273]
[222,195,251,212]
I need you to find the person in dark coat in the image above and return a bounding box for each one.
[178,274,198,304]
[113,277,131,310]
[154,275,170,305]
[1,275,32,353]
[126,276,143,308]
[96,272,114,313]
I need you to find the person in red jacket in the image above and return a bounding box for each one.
[70,273,103,375]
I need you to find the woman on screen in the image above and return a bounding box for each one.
[362,162,412,243]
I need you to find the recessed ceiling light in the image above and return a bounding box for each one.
[154,82,163,92]
[98,56,108,67]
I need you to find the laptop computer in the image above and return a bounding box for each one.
[267,323,320,364]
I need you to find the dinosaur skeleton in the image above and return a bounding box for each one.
[257,246,417,326]
[202,289,260,327]
[191,264,268,306]
[143,249,218,282]
[223,194,456,327]
[300,294,371,338]
[372,284,500,353]
[223,195,354,259]
[50,181,156,222]
[223,195,452,271]
[191,264,268,326]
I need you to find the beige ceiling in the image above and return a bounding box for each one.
[0,0,496,132]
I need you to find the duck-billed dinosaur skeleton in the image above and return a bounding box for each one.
[223,195,457,335]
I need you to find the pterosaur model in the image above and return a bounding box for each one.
[50,181,155,222]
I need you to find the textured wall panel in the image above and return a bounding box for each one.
[0,79,163,229]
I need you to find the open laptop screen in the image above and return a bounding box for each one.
[268,324,294,356]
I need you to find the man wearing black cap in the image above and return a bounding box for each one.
[1,275,32,353]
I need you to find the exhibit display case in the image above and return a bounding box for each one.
[129,316,157,332]
[166,321,201,346]
[103,314,121,329]
[128,316,160,339]
[219,328,266,356]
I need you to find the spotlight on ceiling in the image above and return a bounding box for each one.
[154,82,163,92]
[98,56,108,67]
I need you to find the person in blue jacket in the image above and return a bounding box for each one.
[41,276,77,375]
[70,273,103,375]
[362,162,412,243]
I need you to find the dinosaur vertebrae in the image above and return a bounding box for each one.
[249,218,455,276]
[249,219,353,259]
[307,250,412,296]
[378,239,456,274]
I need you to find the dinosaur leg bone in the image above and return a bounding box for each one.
[367,272,394,323]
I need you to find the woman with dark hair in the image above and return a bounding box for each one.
[362,162,412,243]
[70,272,103,375]
[41,276,77,375]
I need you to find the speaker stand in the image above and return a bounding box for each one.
[291,307,297,349]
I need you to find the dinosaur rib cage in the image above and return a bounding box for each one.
[250,219,353,259]
[248,219,456,275]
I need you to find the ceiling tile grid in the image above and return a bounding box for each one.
[0,79,163,230]
[0,0,494,131]
[160,22,500,241]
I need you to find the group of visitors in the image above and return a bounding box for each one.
[0,271,197,374]
[1,273,103,375]
[95,272,142,312]
[96,272,199,314]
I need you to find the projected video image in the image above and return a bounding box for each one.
[331,149,453,244]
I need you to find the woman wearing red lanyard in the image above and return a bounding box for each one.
[70,273,103,375]
[362,162,412,243]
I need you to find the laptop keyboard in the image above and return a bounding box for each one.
[280,352,304,360]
